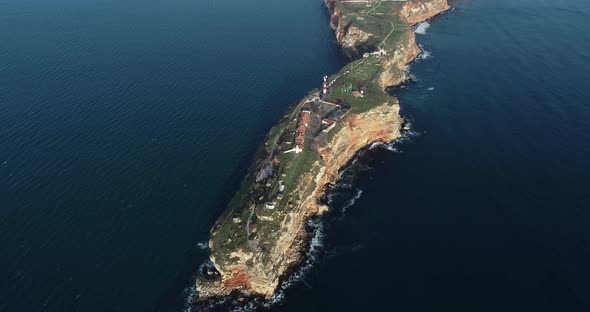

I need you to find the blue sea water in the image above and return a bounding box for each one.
[0,0,343,310]
[271,0,590,311]
[1,0,590,311]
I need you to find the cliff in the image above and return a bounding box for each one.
[400,0,450,25]
[327,0,448,88]
[196,0,450,303]
[197,103,402,300]
[378,30,421,88]
[332,7,374,56]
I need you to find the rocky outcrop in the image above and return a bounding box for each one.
[378,30,421,88]
[379,0,450,88]
[318,103,402,182]
[198,166,321,299]
[197,104,402,300]
[336,22,375,56]
[327,0,449,61]
[378,0,449,88]
[196,0,451,303]
[400,0,450,25]
[327,4,375,57]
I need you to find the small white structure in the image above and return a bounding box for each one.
[265,202,276,209]
[283,145,303,154]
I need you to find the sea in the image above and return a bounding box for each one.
[1,0,589,311]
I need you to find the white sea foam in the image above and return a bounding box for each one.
[417,44,433,60]
[328,180,356,209]
[369,141,384,150]
[420,50,432,59]
[341,189,363,215]
[190,218,327,311]
[415,21,430,35]
[369,122,422,153]
[369,141,401,153]
[338,160,356,179]
[196,241,209,250]
[262,218,326,308]
[187,118,423,310]
[370,141,384,150]
[183,286,199,312]
[185,287,257,312]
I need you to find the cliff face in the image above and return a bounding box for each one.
[329,0,449,52]
[325,0,341,27]
[200,163,322,299]
[400,0,450,25]
[329,0,448,88]
[197,104,403,300]
[196,0,450,302]
[328,4,375,56]
[378,30,421,88]
[318,103,402,183]
[337,23,374,56]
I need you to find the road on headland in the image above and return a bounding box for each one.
[380,19,396,49]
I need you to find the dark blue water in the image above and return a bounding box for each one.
[270,0,590,311]
[2,0,590,311]
[0,0,343,310]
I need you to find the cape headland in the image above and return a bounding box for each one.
[196,0,449,302]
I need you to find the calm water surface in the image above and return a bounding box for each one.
[2,0,590,311]
[272,0,590,311]
[0,0,343,310]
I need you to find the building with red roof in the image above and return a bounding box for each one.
[290,110,311,153]
[321,118,335,126]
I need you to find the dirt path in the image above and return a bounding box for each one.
[365,0,396,50]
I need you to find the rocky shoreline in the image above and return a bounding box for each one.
[195,0,450,305]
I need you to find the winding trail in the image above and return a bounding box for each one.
[245,204,258,248]
[379,20,396,49]
[365,0,382,16]
[364,0,397,49]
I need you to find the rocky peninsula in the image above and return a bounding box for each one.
[196,0,450,302]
